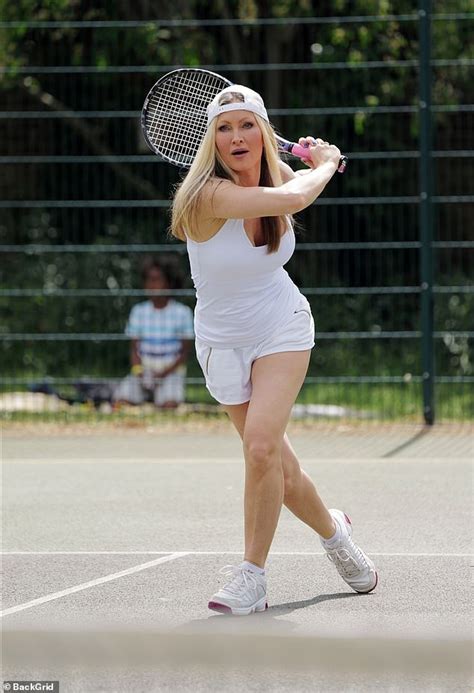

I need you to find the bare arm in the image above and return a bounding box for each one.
[279,160,314,181]
[201,141,340,221]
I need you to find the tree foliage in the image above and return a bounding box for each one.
[0,1,472,384]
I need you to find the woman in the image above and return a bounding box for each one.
[171,84,377,615]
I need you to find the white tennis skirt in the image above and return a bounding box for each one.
[196,298,315,405]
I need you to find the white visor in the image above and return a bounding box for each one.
[207,85,269,126]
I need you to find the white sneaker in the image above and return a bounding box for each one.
[321,509,378,593]
[208,565,268,616]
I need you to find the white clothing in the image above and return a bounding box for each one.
[113,370,185,406]
[186,219,302,348]
[206,84,269,125]
[125,299,194,371]
[196,295,314,404]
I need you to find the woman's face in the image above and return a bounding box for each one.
[215,110,263,174]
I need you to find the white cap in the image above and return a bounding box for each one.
[207,85,269,126]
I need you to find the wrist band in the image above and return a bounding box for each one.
[131,364,143,376]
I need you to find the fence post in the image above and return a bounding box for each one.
[419,0,435,425]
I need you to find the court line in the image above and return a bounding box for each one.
[2,550,472,557]
[5,456,472,464]
[0,551,189,618]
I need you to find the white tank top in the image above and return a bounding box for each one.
[186,218,304,348]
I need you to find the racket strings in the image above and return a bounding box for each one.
[144,70,230,166]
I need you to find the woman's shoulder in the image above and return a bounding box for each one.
[188,217,229,245]
[202,175,234,196]
[197,177,227,220]
[191,177,233,242]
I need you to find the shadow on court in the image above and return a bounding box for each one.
[2,423,472,692]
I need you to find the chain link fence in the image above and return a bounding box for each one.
[0,7,472,423]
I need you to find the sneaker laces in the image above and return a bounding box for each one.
[219,564,260,596]
[326,537,370,579]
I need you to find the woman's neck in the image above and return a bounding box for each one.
[236,163,261,187]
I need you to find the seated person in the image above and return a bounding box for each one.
[114,256,194,409]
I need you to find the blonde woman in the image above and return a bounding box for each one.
[171,85,377,615]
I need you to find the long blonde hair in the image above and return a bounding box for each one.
[170,113,289,253]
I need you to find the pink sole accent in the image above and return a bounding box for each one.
[208,601,232,614]
[343,512,352,525]
[208,601,269,614]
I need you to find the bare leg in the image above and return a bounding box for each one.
[225,406,335,545]
[226,351,311,568]
[280,434,335,539]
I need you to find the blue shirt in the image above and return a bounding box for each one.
[125,300,194,370]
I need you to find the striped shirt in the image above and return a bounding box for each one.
[125,300,194,370]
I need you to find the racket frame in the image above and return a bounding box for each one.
[141,68,231,167]
[141,68,347,172]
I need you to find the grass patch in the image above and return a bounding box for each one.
[1,381,471,424]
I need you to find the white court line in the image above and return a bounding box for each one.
[5,457,472,464]
[0,551,189,618]
[2,550,472,557]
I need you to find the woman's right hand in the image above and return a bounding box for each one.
[298,137,341,170]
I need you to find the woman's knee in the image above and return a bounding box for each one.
[243,434,280,473]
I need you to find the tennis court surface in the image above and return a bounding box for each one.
[2,423,472,692]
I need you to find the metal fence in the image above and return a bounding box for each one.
[1,6,472,423]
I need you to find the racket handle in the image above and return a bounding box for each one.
[278,137,348,173]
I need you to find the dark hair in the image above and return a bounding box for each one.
[140,255,184,290]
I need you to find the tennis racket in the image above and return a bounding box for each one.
[141,68,347,172]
